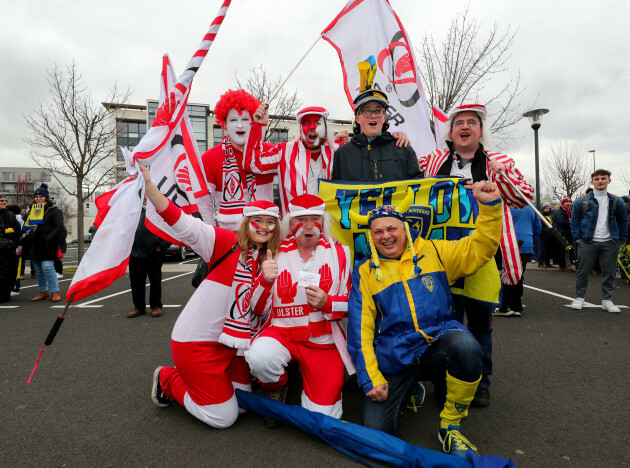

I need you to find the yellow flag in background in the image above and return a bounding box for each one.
[318,177,501,306]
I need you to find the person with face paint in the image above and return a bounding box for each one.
[244,194,354,426]
[332,88,420,182]
[242,105,346,217]
[202,89,276,230]
[140,163,283,429]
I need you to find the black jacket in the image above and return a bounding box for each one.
[552,207,572,240]
[0,210,21,249]
[435,142,489,182]
[32,205,64,261]
[332,132,420,182]
[131,209,170,258]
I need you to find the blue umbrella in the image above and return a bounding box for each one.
[235,390,515,468]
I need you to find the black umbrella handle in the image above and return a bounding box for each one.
[550,226,570,250]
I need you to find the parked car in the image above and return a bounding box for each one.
[70,234,93,244]
[165,244,195,261]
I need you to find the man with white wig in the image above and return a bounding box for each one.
[419,104,534,408]
[245,194,353,426]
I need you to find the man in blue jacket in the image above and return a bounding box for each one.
[570,169,628,313]
[347,181,503,459]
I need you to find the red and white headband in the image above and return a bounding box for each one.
[242,200,280,219]
[448,104,487,122]
[296,106,329,124]
[288,194,326,218]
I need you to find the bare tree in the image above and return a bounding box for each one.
[236,64,302,142]
[417,6,534,149]
[542,140,589,202]
[618,168,630,193]
[23,62,130,260]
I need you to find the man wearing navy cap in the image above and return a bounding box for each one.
[332,89,420,182]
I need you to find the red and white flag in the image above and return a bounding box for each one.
[66,155,144,302]
[144,55,215,246]
[131,0,231,165]
[65,2,232,302]
[322,0,436,157]
[432,105,449,150]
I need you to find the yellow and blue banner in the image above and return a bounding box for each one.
[318,177,500,306]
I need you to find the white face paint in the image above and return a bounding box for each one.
[226,109,252,148]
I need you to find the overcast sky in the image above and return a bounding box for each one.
[2,0,629,198]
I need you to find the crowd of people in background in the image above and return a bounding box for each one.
[0,183,66,304]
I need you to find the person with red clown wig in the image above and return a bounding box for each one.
[140,162,283,429]
[202,89,275,230]
[244,194,354,427]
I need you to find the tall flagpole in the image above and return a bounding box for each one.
[268,35,322,104]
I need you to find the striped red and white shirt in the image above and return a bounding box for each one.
[243,122,339,216]
[419,148,534,285]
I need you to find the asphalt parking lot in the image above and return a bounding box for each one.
[2,250,629,467]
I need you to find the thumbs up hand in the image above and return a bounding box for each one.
[262,249,278,284]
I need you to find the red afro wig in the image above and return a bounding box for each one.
[214,89,262,129]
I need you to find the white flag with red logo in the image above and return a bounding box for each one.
[322,0,436,157]
[144,55,214,246]
[66,153,144,302]
[433,105,449,150]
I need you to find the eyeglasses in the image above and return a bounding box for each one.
[360,109,385,118]
[453,119,480,127]
[0,199,6,203]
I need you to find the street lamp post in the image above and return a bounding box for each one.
[522,108,549,209]
[589,149,596,172]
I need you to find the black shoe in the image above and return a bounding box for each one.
[151,366,172,407]
[263,385,287,428]
[471,387,490,407]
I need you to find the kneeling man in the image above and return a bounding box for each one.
[245,194,353,424]
[347,181,503,459]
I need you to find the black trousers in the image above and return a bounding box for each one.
[500,253,531,311]
[129,252,164,310]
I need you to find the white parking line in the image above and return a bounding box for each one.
[524,284,628,308]
[71,271,192,306]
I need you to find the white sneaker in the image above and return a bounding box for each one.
[57,273,64,279]
[10,291,20,296]
[602,300,621,313]
[570,298,585,310]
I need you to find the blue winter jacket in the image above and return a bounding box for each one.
[510,206,541,254]
[571,192,628,243]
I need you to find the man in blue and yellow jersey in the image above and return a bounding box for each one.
[347,180,503,460]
